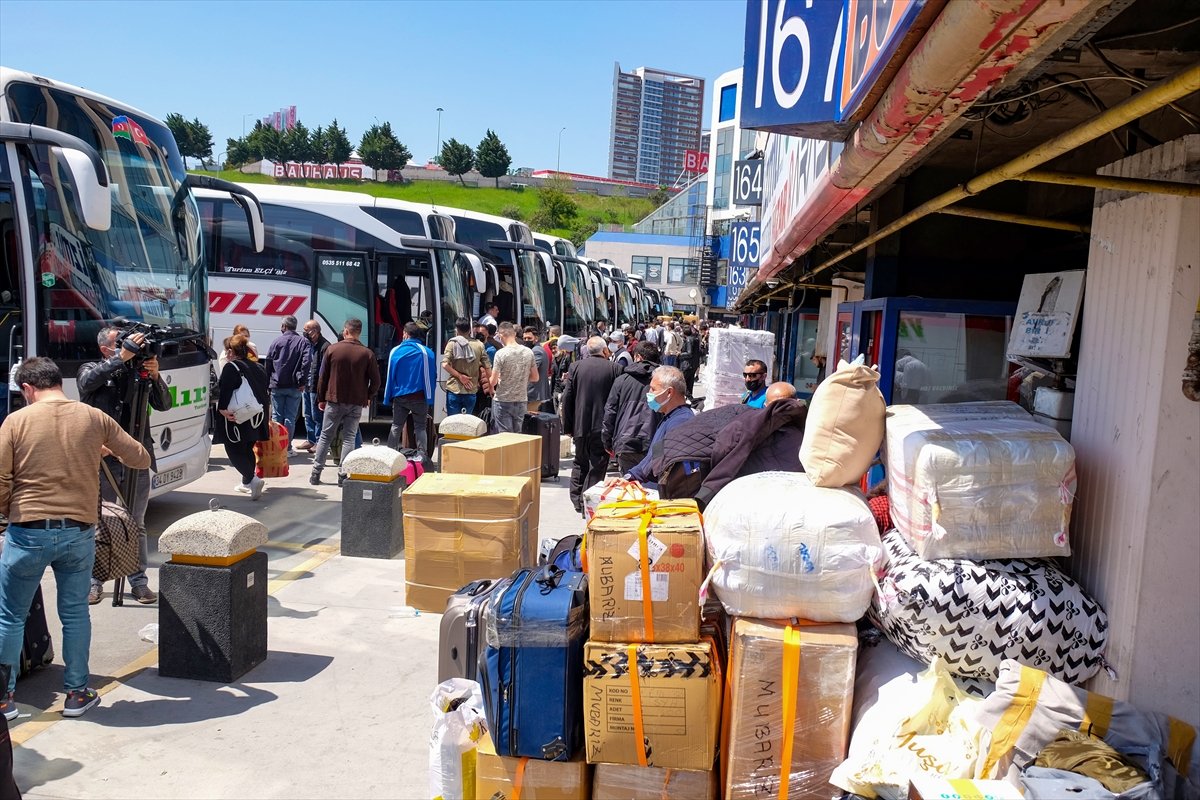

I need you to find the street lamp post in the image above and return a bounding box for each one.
[557,126,567,174]
[242,114,256,137]
[435,107,444,163]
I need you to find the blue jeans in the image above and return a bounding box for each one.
[446,392,477,417]
[272,387,303,446]
[303,390,323,445]
[493,400,526,434]
[663,355,678,367]
[0,524,95,693]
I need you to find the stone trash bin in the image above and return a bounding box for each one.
[341,440,408,559]
[158,501,268,683]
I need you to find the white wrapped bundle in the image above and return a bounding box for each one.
[438,413,487,439]
[705,327,775,409]
[884,401,1076,560]
[704,471,882,622]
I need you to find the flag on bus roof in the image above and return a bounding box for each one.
[112,115,152,147]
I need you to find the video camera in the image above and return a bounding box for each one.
[116,321,171,362]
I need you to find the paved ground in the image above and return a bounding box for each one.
[9,424,590,799]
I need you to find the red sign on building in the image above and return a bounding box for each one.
[684,149,710,173]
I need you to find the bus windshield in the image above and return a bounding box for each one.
[436,249,471,346]
[8,81,204,362]
[561,261,592,337]
[616,281,636,327]
[517,248,548,333]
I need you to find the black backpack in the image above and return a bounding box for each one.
[650,404,751,501]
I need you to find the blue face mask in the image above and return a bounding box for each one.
[646,388,667,412]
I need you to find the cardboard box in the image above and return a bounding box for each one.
[475,733,590,800]
[724,620,857,800]
[402,473,533,612]
[592,763,718,799]
[908,778,1024,800]
[585,500,703,643]
[583,639,721,771]
[442,432,542,550]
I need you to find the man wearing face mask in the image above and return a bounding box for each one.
[740,359,768,409]
[523,326,551,413]
[624,366,694,489]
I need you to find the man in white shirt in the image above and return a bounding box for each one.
[478,302,500,329]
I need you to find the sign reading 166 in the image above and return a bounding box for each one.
[729,222,761,269]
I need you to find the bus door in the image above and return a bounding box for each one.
[312,249,372,349]
[0,179,24,422]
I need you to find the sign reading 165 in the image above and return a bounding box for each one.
[741,0,844,131]
[729,222,761,269]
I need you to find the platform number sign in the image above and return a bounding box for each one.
[729,222,761,269]
[733,160,764,206]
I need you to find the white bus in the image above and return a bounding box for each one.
[0,67,264,496]
[532,233,595,338]
[196,183,488,420]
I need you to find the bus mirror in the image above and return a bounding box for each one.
[54,147,111,232]
[540,252,555,284]
[462,252,487,293]
[232,194,266,253]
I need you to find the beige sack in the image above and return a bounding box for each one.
[800,359,886,487]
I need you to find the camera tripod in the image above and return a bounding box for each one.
[107,363,155,607]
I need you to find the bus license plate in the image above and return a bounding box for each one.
[152,467,185,490]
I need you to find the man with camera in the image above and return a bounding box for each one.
[76,325,172,605]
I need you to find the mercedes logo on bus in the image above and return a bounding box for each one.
[160,427,172,452]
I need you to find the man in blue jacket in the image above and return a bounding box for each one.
[625,365,694,489]
[384,322,436,454]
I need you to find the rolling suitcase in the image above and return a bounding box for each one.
[438,579,499,683]
[479,565,588,761]
[521,412,562,481]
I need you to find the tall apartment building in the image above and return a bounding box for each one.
[608,63,705,187]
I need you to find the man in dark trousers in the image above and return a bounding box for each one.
[77,325,171,606]
[602,341,660,474]
[560,336,619,513]
[296,319,329,452]
[310,318,380,486]
[265,314,311,455]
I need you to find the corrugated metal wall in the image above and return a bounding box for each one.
[1071,134,1200,724]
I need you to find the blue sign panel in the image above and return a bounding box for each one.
[741,0,845,138]
[727,263,750,308]
[741,0,925,139]
[729,222,761,269]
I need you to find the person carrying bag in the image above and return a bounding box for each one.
[214,335,271,499]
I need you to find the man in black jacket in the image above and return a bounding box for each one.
[602,341,659,474]
[696,392,807,508]
[265,315,311,455]
[77,325,172,605]
[297,319,329,452]
[560,336,619,513]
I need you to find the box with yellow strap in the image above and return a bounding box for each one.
[583,498,704,644]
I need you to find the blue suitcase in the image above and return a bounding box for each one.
[479,565,588,761]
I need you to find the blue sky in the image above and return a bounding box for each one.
[0,0,746,175]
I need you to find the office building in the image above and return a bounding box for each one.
[608,64,705,186]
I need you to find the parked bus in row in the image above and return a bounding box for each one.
[0,67,264,495]
[196,183,488,421]
[533,233,595,339]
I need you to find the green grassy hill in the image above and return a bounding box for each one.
[196,170,655,242]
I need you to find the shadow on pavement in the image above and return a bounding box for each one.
[11,744,82,792]
[267,595,323,620]
[90,650,334,728]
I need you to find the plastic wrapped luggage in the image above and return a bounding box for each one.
[479,565,588,760]
[884,401,1076,560]
[437,579,500,683]
[254,419,289,478]
[869,530,1108,684]
[704,327,774,409]
[704,471,882,622]
[522,412,562,480]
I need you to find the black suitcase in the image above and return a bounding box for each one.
[438,579,500,683]
[522,412,561,481]
[20,586,54,679]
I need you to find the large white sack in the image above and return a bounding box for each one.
[884,401,1076,560]
[428,678,486,800]
[705,327,775,409]
[704,471,882,622]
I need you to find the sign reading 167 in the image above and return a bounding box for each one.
[749,0,844,115]
[730,222,761,268]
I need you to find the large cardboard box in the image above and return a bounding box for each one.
[475,734,590,800]
[724,620,857,800]
[442,432,543,550]
[583,639,721,771]
[592,763,718,799]
[402,473,533,613]
[585,500,703,643]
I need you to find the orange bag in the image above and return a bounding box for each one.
[255,420,290,478]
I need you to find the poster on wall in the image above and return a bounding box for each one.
[1007,270,1086,360]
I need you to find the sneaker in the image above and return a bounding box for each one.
[1,693,17,721]
[249,476,265,501]
[309,471,321,486]
[62,688,100,718]
[131,585,157,605]
[88,585,102,605]
[337,474,346,487]
[234,483,252,494]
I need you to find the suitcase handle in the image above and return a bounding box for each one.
[461,579,493,597]
[534,564,564,593]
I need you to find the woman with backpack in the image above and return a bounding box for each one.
[214,334,271,500]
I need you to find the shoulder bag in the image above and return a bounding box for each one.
[94,461,141,582]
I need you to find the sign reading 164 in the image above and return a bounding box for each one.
[729,222,761,269]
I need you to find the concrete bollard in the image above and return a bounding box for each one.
[341,440,407,559]
[157,502,268,682]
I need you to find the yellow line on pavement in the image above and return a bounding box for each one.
[264,540,339,554]
[12,542,340,748]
